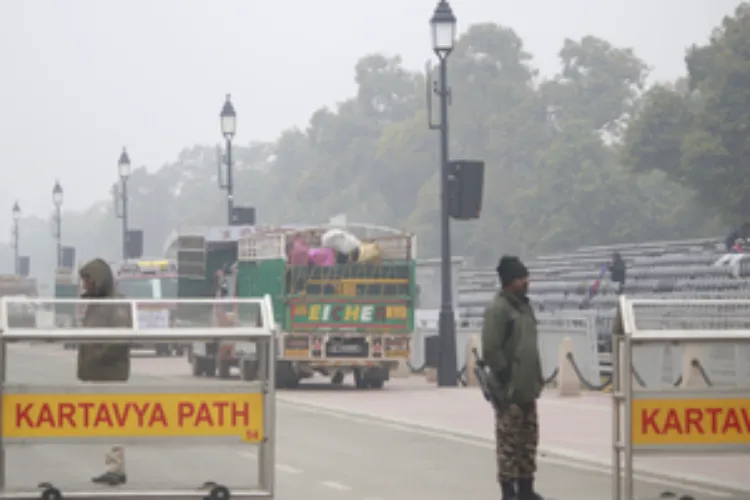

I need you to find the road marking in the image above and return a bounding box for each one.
[238,452,301,474]
[321,481,351,491]
[280,399,738,497]
[276,463,302,474]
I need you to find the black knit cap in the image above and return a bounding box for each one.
[496,255,529,288]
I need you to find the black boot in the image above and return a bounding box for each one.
[501,480,517,500]
[91,472,127,486]
[518,477,543,500]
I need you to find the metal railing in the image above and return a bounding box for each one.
[0,296,277,500]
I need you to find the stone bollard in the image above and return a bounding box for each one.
[556,336,581,397]
[424,367,437,383]
[464,335,482,387]
[680,343,709,389]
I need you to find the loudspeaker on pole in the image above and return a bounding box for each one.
[448,160,485,220]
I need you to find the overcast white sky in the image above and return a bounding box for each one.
[0,0,741,238]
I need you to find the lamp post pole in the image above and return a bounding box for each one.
[219,94,237,225]
[11,202,20,275]
[52,181,63,267]
[117,148,132,260]
[430,0,459,387]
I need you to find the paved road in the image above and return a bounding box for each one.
[2,344,743,500]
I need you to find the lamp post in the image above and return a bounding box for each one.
[430,0,458,387]
[11,202,20,275]
[116,148,131,259]
[219,94,237,225]
[52,180,63,267]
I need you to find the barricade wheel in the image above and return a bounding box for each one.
[40,487,62,500]
[209,485,231,500]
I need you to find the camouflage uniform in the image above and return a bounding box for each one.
[78,258,132,485]
[494,402,539,481]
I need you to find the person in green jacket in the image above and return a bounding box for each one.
[481,255,544,500]
[78,258,132,486]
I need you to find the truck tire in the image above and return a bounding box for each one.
[353,368,368,389]
[331,371,344,385]
[276,361,299,389]
[217,358,232,379]
[354,367,387,389]
[367,367,389,389]
[173,344,185,357]
[191,356,207,377]
[240,360,259,381]
[155,344,170,357]
[192,356,216,377]
[204,358,217,377]
[368,377,385,389]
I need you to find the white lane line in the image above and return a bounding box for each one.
[276,463,302,474]
[321,480,352,491]
[237,452,302,474]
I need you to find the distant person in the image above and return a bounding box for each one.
[481,256,544,500]
[609,252,626,294]
[78,258,132,486]
[725,222,750,252]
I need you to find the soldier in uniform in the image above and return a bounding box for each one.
[481,256,544,500]
[78,258,132,485]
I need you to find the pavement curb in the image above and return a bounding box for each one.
[278,395,750,495]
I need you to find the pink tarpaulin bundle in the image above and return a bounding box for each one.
[308,247,335,267]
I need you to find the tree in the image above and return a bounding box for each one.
[543,36,649,135]
[622,3,750,222]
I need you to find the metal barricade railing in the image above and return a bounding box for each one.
[612,296,750,500]
[0,296,277,500]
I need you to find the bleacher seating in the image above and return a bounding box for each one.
[456,236,750,353]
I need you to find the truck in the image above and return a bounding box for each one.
[164,225,258,379]
[166,223,416,389]
[115,258,184,356]
[0,274,38,327]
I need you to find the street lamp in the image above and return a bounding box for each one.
[219,94,237,225]
[116,147,131,259]
[429,0,458,387]
[11,201,20,275]
[52,180,63,267]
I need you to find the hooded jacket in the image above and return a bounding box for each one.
[77,258,131,382]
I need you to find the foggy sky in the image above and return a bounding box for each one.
[0,0,741,241]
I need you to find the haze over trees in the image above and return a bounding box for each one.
[10,4,750,285]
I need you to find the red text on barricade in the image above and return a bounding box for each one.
[631,397,750,446]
